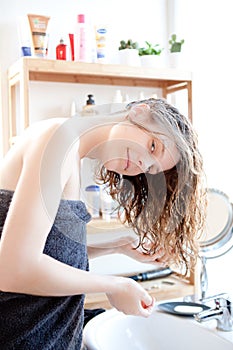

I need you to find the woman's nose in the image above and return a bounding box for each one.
[138,158,150,173]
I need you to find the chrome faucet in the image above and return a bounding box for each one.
[194,293,233,331]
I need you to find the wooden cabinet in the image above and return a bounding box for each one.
[8,57,192,145]
[7,57,195,307]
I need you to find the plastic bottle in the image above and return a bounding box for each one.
[123,93,130,104]
[138,91,145,100]
[100,185,117,221]
[85,185,100,218]
[95,25,107,63]
[69,33,75,61]
[77,14,86,62]
[56,38,67,60]
[70,100,77,116]
[76,14,97,62]
[113,89,123,103]
[111,89,124,113]
[18,16,32,56]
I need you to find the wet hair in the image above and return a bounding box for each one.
[96,98,207,274]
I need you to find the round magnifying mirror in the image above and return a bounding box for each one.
[199,188,233,258]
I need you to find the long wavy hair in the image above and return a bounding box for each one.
[96,98,207,274]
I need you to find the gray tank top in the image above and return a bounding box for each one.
[0,189,91,350]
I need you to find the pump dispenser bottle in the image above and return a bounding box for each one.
[81,94,97,116]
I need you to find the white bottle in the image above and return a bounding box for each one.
[138,91,145,100]
[77,14,86,62]
[85,185,100,218]
[100,186,113,221]
[113,89,123,103]
[95,25,107,63]
[124,93,130,103]
[70,100,77,116]
[76,14,96,63]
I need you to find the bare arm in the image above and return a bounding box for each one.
[0,127,154,317]
[88,236,168,265]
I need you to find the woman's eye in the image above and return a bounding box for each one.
[151,140,156,153]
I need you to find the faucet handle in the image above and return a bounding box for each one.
[201,292,230,306]
[215,296,231,309]
[195,292,233,331]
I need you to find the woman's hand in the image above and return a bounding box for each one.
[87,235,170,264]
[106,276,155,317]
[116,236,169,265]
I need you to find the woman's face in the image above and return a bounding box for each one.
[103,120,180,176]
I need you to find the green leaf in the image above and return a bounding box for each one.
[119,39,139,50]
[138,41,163,56]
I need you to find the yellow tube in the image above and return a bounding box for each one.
[27,14,50,57]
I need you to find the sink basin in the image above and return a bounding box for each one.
[83,306,233,350]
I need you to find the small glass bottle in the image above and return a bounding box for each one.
[56,38,67,60]
[81,94,97,116]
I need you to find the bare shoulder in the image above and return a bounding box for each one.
[0,118,72,190]
[13,117,70,155]
[23,117,69,141]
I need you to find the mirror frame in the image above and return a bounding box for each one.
[199,188,233,259]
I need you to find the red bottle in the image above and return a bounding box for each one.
[56,38,67,60]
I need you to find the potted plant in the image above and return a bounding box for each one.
[139,41,163,56]
[118,39,140,66]
[139,41,164,68]
[169,34,184,53]
[119,39,139,50]
[168,34,185,68]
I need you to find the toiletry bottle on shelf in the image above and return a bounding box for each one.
[138,91,145,100]
[111,89,124,113]
[113,89,123,103]
[95,25,107,63]
[100,184,117,221]
[85,185,100,218]
[18,16,32,57]
[56,38,67,60]
[123,93,130,104]
[77,14,86,61]
[69,33,75,61]
[81,94,97,116]
[70,100,77,116]
[27,14,50,57]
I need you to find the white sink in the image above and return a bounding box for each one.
[83,306,233,350]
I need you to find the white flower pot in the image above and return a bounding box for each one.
[140,55,165,68]
[169,52,181,68]
[118,49,140,66]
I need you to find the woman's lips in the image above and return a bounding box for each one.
[124,148,130,170]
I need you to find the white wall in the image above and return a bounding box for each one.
[172,0,233,298]
[0,0,167,153]
[1,0,233,297]
[173,0,233,201]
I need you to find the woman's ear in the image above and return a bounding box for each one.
[128,103,150,122]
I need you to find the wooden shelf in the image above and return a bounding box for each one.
[8,57,192,88]
[7,57,193,145]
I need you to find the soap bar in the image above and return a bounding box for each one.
[157,301,210,317]
[174,305,203,314]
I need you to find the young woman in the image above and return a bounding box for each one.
[0,98,206,349]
